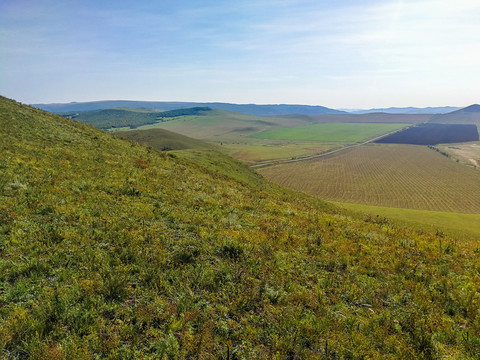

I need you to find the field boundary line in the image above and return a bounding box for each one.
[250,127,408,169]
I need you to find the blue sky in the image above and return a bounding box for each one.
[1,0,479,108]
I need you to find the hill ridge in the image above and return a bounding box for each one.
[429,103,480,124]
[33,100,346,116]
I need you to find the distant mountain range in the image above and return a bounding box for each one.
[348,106,462,114]
[32,100,480,122]
[32,100,346,117]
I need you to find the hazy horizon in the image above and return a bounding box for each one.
[2,0,479,108]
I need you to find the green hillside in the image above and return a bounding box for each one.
[2,95,480,358]
[65,107,212,130]
[114,128,216,152]
[131,109,290,140]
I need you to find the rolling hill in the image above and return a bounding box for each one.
[350,106,461,115]
[277,113,431,124]
[114,128,216,151]
[430,104,480,124]
[33,100,346,117]
[2,95,480,358]
[64,107,212,130]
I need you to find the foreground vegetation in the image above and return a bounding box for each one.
[259,143,480,214]
[2,96,480,359]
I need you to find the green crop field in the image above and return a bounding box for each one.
[250,123,408,142]
[337,202,480,240]
[258,143,480,213]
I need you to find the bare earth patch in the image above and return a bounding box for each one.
[437,142,480,167]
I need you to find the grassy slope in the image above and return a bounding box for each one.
[337,202,480,240]
[67,109,162,129]
[2,96,480,358]
[66,107,214,130]
[259,143,480,213]
[250,123,408,142]
[130,109,297,140]
[114,128,216,151]
[430,109,480,125]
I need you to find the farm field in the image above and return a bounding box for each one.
[258,143,480,213]
[220,141,336,164]
[121,109,308,140]
[337,202,480,240]
[250,122,408,142]
[280,113,430,124]
[119,113,408,164]
[435,141,480,168]
[375,123,479,145]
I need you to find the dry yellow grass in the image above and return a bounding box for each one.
[259,143,480,213]
[436,142,480,167]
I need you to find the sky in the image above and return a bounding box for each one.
[1,0,480,109]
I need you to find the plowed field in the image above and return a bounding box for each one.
[258,144,480,213]
[375,123,479,145]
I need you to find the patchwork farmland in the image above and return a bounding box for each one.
[250,123,408,142]
[258,143,480,213]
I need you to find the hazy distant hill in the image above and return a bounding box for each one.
[33,100,346,116]
[430,104,480,124]
[279,112,431,124]
[65,107,212,129]
[349,106,461,114]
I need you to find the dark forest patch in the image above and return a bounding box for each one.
[374,123,479,145]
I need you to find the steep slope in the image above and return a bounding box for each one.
[1,95,480,358]
[430,104,480,124]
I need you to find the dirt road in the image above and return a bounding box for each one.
[250,127,407,169]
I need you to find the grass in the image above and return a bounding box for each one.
[3,95,480,358]
[220,142,336,164]
[65,107,212,130]
[337,202,480,240]
[114,128,216,151]
[434,142,480,168]
[258,143,480,213]
[125,109,318,141]
[250,123,408,142]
